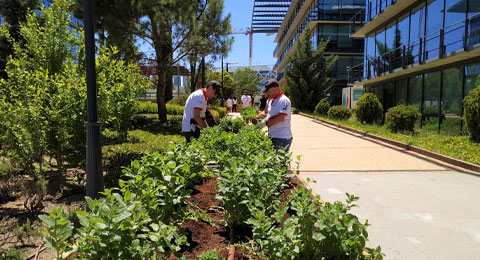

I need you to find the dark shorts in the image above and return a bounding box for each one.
[270,137,293,152]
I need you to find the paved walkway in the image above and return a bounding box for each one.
[290,114,480,260]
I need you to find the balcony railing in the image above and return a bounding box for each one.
[347,13,480,83]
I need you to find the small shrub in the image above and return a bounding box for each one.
[136,101,157,114]
[463,85,480,141]
[240,107,258,123]
[166,104,184,115]
[355,93,383,124]
[167,95,188,106]
[212,106,227,118]
[291,107,299,114]
[218,117,245,133]
[209,109,220,123]
[385,105,421,133]
[102,130,181,187]
[328,105,352,120]
[314,98,330,116]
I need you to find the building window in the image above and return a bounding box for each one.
[395,79,408,105]
[441,67,464,135]
[408,75,423,110]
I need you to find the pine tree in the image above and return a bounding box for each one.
[284,28,337,111]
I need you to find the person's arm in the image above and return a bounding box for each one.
[194,108,207,128]
[266,114,286,127]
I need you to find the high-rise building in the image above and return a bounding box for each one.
[258,0,366,104]
[348,0,480,134]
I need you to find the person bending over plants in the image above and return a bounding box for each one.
[181,80,221,143]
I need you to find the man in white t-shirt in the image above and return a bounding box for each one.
[263,79,292,152]
[182,80,221,142]
[226,98,232,112]
[241,92,252,109]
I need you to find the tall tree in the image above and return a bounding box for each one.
[207,70,234,98]
[284,29,337,111]
[137,0,231,121]
[233,67,260,98]
[0,0,40,78]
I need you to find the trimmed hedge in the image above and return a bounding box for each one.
[102,130,182,187]
[463,85,480,141]
[328,105,352,120]
[212,106,227,118]
[218,117,245,133]
[385,105,421,133]
[314,98,330,116]
[355,93,383,124]
[167,95,188,106]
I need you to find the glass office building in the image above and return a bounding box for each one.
[270,0,366,104]
[349,0,480,135]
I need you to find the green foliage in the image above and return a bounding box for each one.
[167,95,189,106]
[284,28,337,111]
[0,160,18,203]
[463,85,480,141]
[328,105,352,120]
[291,107,299,114]
[97,47,150,142]
[248,187,383,260]
[232,68,260,98]
[314,98,330,116]
[356,93,383,124]
[212,106,227,118]
[218,117,245,133]
[102,130,182,187]
[1,218,41,259]
[207,70,234,97]
[240,106,258,123]
[385,105,421,133]
[0,0,149,178]
[39,207,74,260]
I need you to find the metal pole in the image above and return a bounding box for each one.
[221,54,224,90]
[176,63,180,97]
[84,0,103,199]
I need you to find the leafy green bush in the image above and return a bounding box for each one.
[385,105,421,133]
[463,85,480,141]
[314,98,330,116]
[291,107,299,114]
[248,187,383,260]
[212,106,227,118]
[102,130,181,187]
[355,93,383,124]
[240,107,258,123]
[167,95,188,106]
[328,105,352,120]
[218,117,245,133]
[136,101,157,114]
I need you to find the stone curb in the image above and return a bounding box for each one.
[299,113,480,174]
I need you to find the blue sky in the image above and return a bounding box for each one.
[213,0,278,68]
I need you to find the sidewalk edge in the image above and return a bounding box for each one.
[299,113,480,173]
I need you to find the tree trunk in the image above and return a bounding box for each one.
[201,56,206,87]
[190,59,197,93]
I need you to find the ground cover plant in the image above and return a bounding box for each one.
[304,112,480,166]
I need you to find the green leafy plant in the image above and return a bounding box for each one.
[248,187,383,260]
[385,105,421,133]
[356,93,383,124]
[328,105,352,120]
[314,98,330,116]
[218,117,245,133]
[463,85,480,142]
[39,207,74,260]
[240,107,258,123]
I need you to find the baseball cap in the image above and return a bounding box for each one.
[264,79,279,90]
[206,80,222,95]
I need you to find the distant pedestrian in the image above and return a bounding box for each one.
[254,94,261,108]
[241,91,252,109]
[226,97,233,112]
[182,80,221,143]
[263,79,292,152]
[259,91,268,111]
[232,97,238,112]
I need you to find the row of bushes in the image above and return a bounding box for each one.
[313,86,480,139]
[137,101,227,120]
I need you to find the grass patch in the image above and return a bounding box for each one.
[303,112,480,166]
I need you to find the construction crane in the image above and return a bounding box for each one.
[229,27,253,68]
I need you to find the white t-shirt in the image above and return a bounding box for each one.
[233,99,237,105]
[182,88,207,132]
[266,93,292,139]
[226,98,232,107]
[254,95,261,104]
[241,95,251,107]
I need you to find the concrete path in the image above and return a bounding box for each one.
[290,114,480,260]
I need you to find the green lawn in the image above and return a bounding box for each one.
[303,113,480,166]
